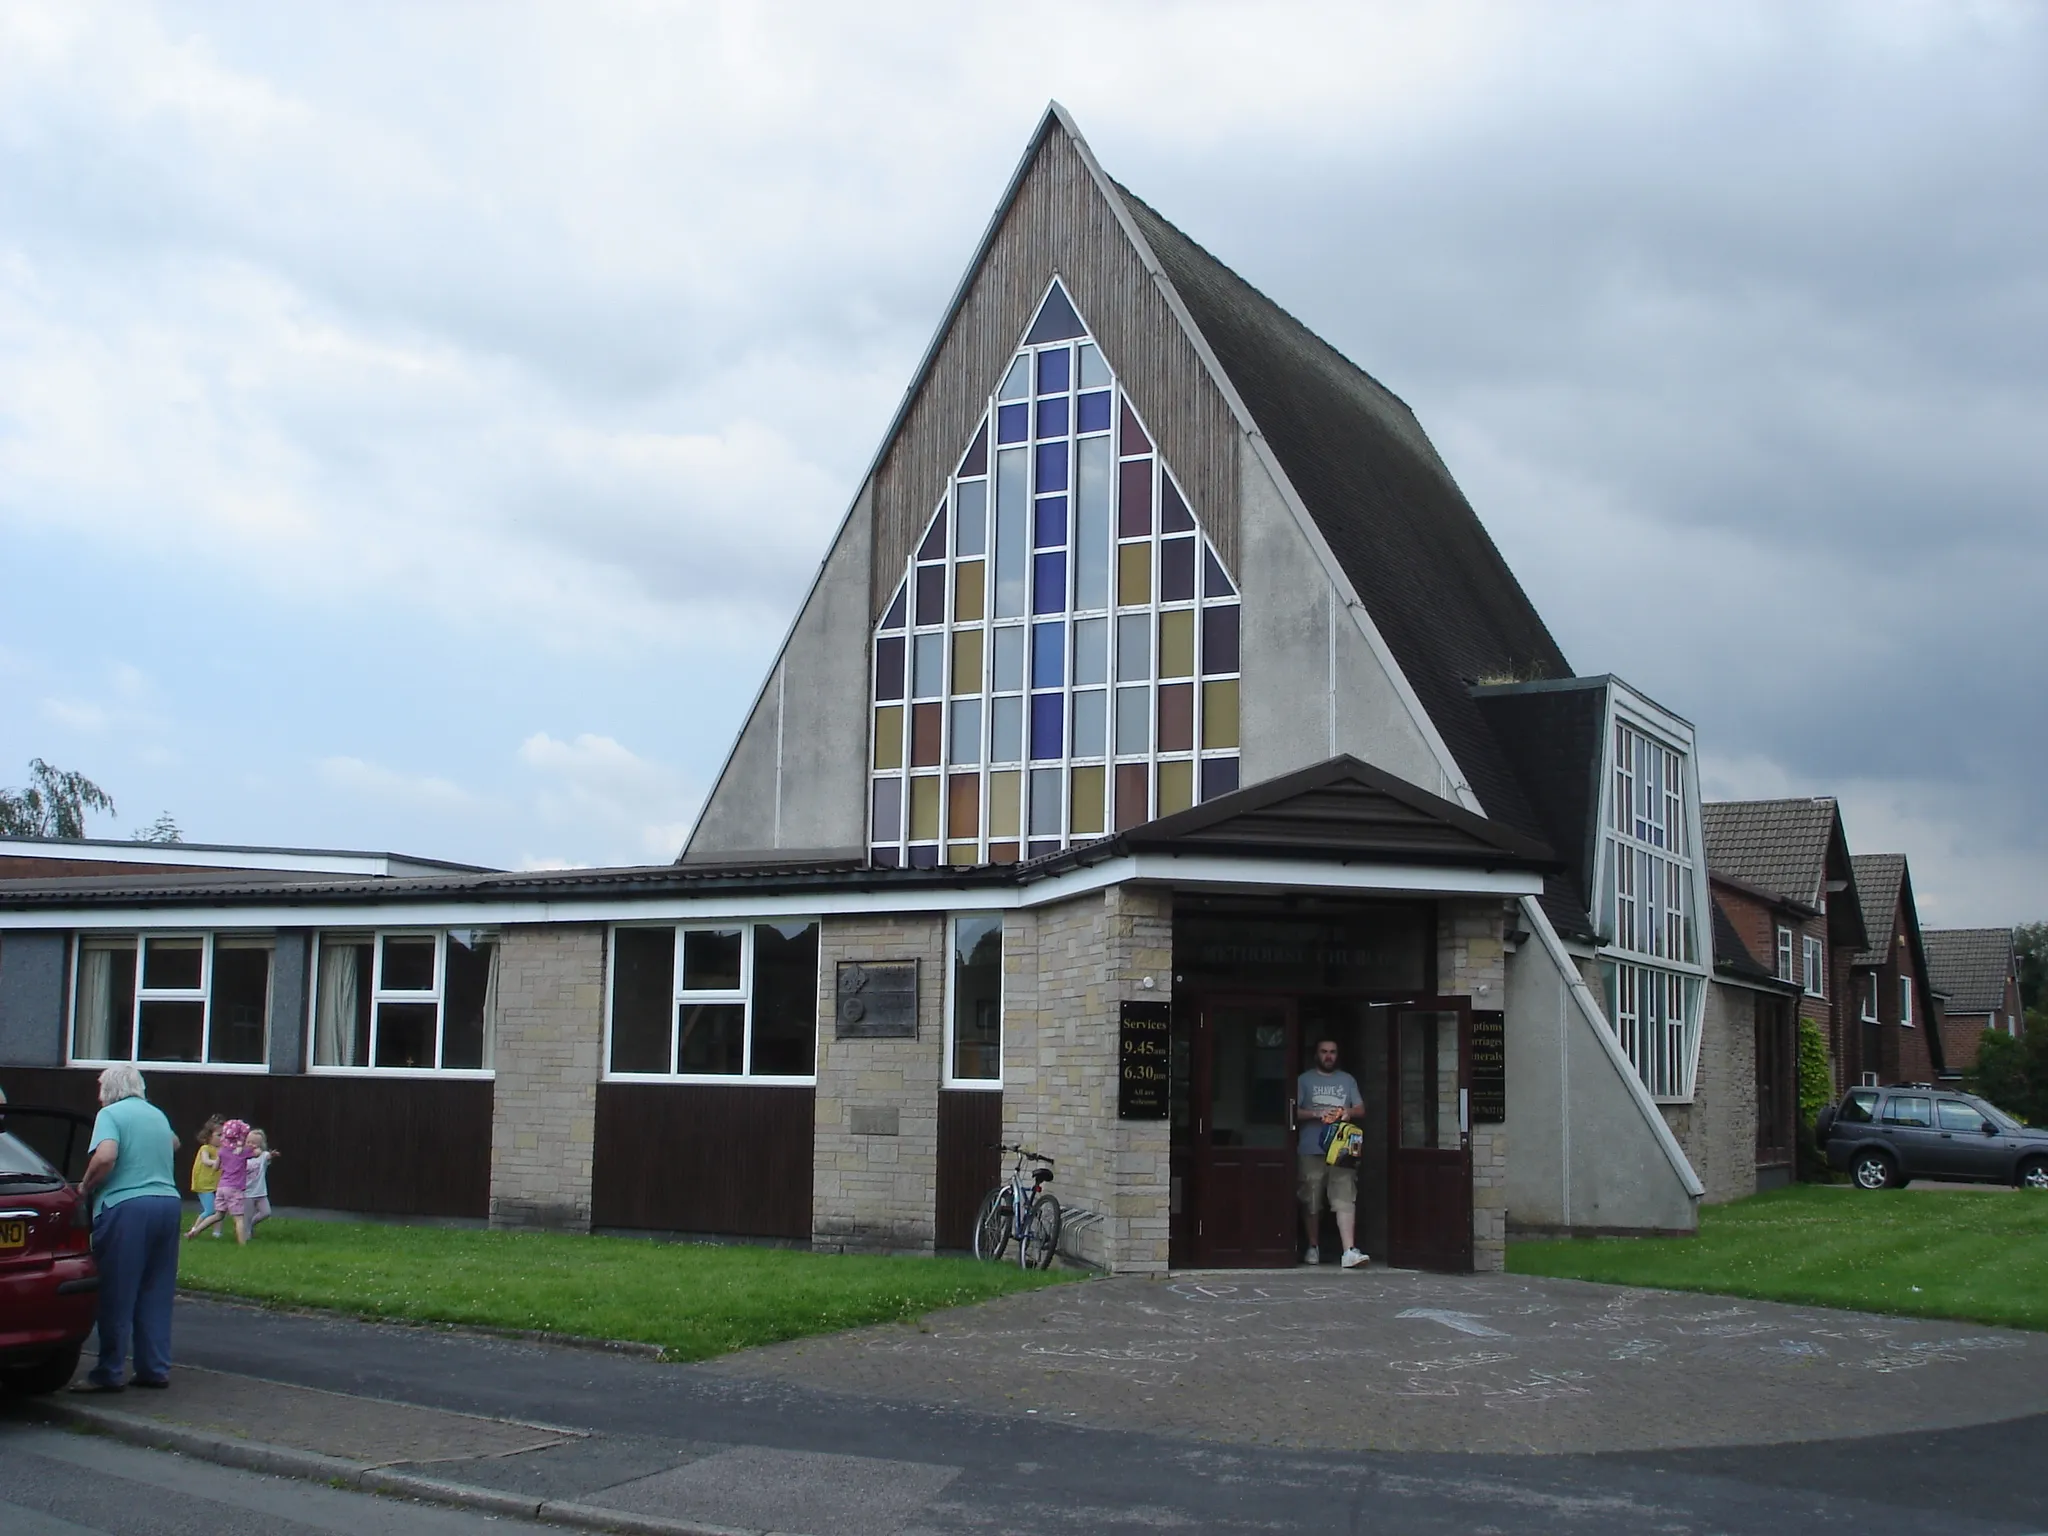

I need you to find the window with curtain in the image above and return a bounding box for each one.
[69,933,271,1067]
[606,922,821,1080]
[311,929,497,1072]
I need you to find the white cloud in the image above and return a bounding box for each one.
[517,732,700,865]
[316,756,473,811]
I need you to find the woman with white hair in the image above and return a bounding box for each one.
[72,1064,181,1392]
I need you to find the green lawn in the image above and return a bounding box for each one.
[177,1219,1073,1361]
[1510,1184,2048,1331]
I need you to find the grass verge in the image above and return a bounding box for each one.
[1510,1184,2048,1331]
[177,1218,1074,1361]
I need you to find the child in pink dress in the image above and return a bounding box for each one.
[186,1119,254,1244]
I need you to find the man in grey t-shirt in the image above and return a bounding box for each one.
[1294,1038,1367,1269]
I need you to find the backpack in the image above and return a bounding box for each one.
[1320,1121,1363,1168]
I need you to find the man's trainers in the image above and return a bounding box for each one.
[1340,1248,1368,1269]
[1302,1246,1320,1265]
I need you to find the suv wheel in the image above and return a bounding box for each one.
[1852,1150,1899,1190]
[2018,1156,2048,1191]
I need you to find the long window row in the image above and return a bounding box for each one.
[72,933,273,1068]
[311,930,496,1072]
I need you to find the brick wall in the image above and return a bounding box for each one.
[1662,982,1758,1205]
[1438,898,1510,1271]
[489,924,605,1231]
[812,913,946,1253]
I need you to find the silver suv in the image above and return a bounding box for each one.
[1817,1087,2048,1191]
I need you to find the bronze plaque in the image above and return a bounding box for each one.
[1118,1000,1171,1119]
[836,960,918,1039]
[1471,1009,1505,1124]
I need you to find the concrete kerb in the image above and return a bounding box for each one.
[35,1399,757,1536]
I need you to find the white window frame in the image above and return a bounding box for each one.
[942,912,1005,1090]
[1802,934,1826,998]
[67,930,274,1073]
[1775,927,1794,982]
[1900,974,1914,1027]
[1861,972,1879,1022]
[306,928,497,1078]
[602,920,821,1085]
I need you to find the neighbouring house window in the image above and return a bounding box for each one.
[71,934,273,1068]
[1900,975,1914,1027]
[947,914,1003,1085]
[1775,927,1794,982]
[1861,974,1879,1022]
[867,279,1242,870]
[606,922,820,1080]
[311,929,496,1072]
[1802,935,1826,998]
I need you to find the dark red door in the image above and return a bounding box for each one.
[1388,998,1473,1272]
[1191,997,1298,1266]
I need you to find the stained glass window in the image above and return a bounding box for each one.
[868,280,1243,867]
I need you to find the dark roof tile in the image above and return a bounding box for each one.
[1922,928,2017,1014]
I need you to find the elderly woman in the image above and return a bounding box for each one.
[73,1064,181,1392]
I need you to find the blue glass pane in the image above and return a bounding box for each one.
[1035,395,1068,439]
[959,418,989,477]
[998,356,1030,401]
[1030,693,1064,760]
[1033,496,1067,549]
[908,844,940,869]
[1161,476,1195,533]
[1037,347,1070,395]
[917,508,946,562]
[915,563,946,624]
[1072,616,1107,685]
[1035,441,1068,493]
[1029,768,1064,836]
[1203,544,1235,598]
[871,845,901,869]
[1030,620,1064,687]
[1200,756,1241,801]
[1076,391,1111,433]
[1078,343,1109,388]
[1031,551,1066,614]
[1026,838,1060,860]
[912,632,944,698]
[1024,281,1086,344]
[1202,603,1240,674]
[1071,689,1106,757]
[879,583,906,631]
[949,699,981,765]
[994,450,1027,618]
[991,695,1023,762]
[1115,612,1150,680]
[993,625,1025,690]
[874,635,905,701]
[871,777,902,841]
[1159,537,1196,602]
[997,402,1028,444]
[1115,685,1150,752]
[954,480,987,558]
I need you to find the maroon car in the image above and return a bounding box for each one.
[0,1105,98,1395]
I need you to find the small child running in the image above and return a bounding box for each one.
[185,1115,224,1239]
[186,1119,254,1244]
[244,1129,279,1233]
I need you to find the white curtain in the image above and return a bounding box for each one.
[478,942,498,1070]
[314,943,360,1067]
[74,945,114,1060]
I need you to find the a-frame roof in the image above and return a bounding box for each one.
[1922,928,2018,1014]
[1852,853,1908,968]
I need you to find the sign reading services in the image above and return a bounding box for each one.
[1117,1000,1171,1120]
[835,961,918,1039]
[1471,1009,1505,1124]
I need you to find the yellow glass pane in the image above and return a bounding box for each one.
[946,843,980,867]
[1117,543,1151,606]
[872,705,903,770]
[951,627,982,694]
[1158,759,1194,815]
[1202,679,1240,749]
[909,776,941,841]
[953,560,984,623]
[1158,610,1194,679]
[1070,765,1105,835]
[988,770,1021,837]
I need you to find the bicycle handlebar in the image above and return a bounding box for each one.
[992,1142,1054,1165]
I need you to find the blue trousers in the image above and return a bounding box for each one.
[90,1195,181,1385]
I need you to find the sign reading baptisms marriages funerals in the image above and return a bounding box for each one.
[836,961,918,1039]
[1118,1000,1171,1119]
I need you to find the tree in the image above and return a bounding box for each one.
[0,759,116,839]
[2014,923,2047,1015]
[1971,1011,2048,1126]
[133,812,183,844]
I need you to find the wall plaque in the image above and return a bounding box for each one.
[835,960,918,1039]
[1118,999,1172,1120]
[1471,1009,1505,1124]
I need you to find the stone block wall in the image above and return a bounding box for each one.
[1439,898,1511,1271]
[812,913,946,1253]
[489,924,605,1231]
[1663,982,1759,1206]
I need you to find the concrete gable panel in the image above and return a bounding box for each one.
[0,930,68,1067]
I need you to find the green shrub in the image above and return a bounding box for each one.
[1796,1016,1835,1180]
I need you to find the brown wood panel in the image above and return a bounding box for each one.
[870,122,1241,615]
[592,1083,814,1239]
[0,1066,490,1218]
[935,1089,1002,1251]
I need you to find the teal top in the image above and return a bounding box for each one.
[88,1096,179,1215]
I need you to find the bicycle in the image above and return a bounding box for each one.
[972,1144,1062,1269]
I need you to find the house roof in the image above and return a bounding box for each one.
[0,836,491,879]
[1468,678,1609,941]
[1711,897,1779,984]
[1922,928,2017,1014]
[1852,853,1908,967]
[1699,799,1836,908]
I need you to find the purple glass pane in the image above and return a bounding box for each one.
[871,777,903,841]
[1161,477,1195,533]
[1200,756,1241,801]
[1037,347,1070,394]
[880,583,906,631]
[1031,551,1067,614]
[1119,401,1151,455]
[1026,839,1059,860]
[1118,459,1153,537]
[914,564,946,626]
[917,509,946,561]
[870,845,901,869]
[1031,619,1064,687]
[1024,281,1086,344]
[908,844,940,869]
[874,635,905,701]
[1159,537,1196,602]
[1035,441,1068,493]
[1033,496,1067,549]
[1202,603,1241,675]
[959,418,988,478]
[1030,692,1064,759]
[1203,545,1235,598]
[1035,395,1068,439]
[1076,390,1111,433]
[998,402,1029,444]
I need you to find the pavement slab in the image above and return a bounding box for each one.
[596,1447,960,1536]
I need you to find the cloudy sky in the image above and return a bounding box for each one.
[1,2,2042,923]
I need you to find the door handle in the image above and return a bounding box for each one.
[1459,1089,1469,1135]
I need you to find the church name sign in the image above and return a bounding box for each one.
[835,960,918,1039]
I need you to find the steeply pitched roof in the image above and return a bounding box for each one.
[1700,799,1836,908]
[1711,897,1778,983]
[1469,679,1608,940]
[1851,853,1907,967]
[1923,928,2017,1014]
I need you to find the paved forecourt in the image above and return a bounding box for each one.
[708,1268,2048,1454]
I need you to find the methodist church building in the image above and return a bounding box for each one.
[0,108,1743,1273]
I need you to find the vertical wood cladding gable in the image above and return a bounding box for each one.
[869,128,1240,616]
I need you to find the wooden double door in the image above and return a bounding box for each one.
[1177,995,1473,1272]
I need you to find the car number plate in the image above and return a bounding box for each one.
[0,1219,26,1250]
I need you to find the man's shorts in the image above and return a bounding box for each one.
[1298,1154,1357,1215]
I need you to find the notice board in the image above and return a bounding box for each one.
[1117,1000,1171,1119]
[1471,1008,1505,1124]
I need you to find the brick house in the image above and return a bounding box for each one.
[1922,928,2025,1073]
[1848,853,1946,1086]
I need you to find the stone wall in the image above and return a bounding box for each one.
[1438,898,1511,1271]
[1663,982,1759,1206]
[489,924,605,1231]
[812,913,946,1253]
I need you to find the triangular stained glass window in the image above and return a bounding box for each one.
[867,280,1242,869]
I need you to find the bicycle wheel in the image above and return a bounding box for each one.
[1021,1192,1062,1270]
[973,1186,1015,1261]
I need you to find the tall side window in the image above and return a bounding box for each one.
[310,929,496,1072]
[1802,935,1826,998]
[947,914,1004,1085]
[606,922,821,1080]
[71,933,272,1068]
[1861,973,1879,1022]
[1775,927,1793,982]
[1900,975,1914,1026]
